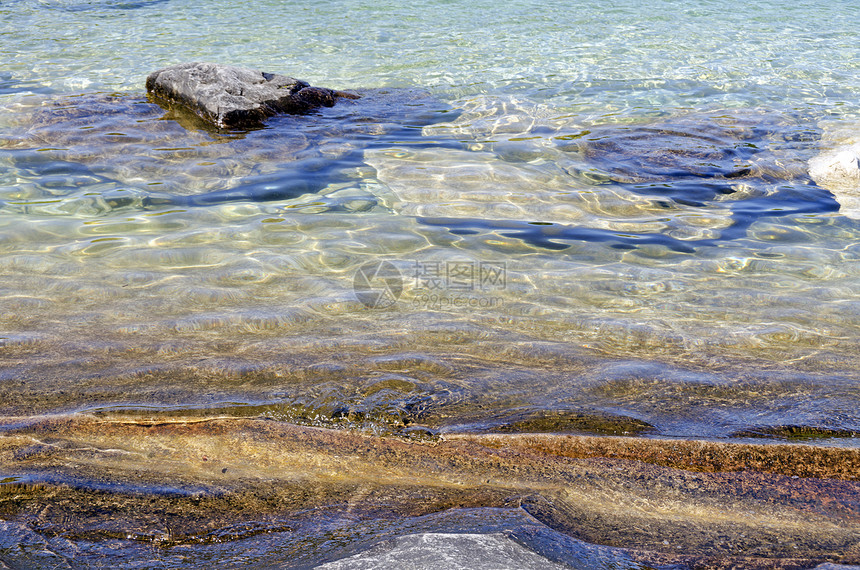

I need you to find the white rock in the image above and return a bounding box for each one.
[809,145,860,188]
[318,533,570,570]
[809,137,860,219]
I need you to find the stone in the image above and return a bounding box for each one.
[145,62,359,129]
[809,143,860,189]
[570,111,809,185]
[318,533,570,570]
[2,87,450,212]
[809,142,860,219]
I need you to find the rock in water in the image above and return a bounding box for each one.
[318,533,570,570]
[145,62,359,129]
[809,142,860,219]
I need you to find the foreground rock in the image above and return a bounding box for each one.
[1,415,859,567]
[145,61,359,129]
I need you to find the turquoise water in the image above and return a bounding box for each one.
[4,0,860,110]
[2,0,860,565]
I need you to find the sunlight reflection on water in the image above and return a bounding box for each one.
[2,0,860,566]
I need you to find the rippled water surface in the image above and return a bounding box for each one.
[2,0,860,567]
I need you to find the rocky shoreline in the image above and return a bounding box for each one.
[1,414,859,568]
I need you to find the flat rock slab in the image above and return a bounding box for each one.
[145,61,358,129]
[2,415,860,567]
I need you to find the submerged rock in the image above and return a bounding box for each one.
[0,86,451,211]
[370,100,833,251]
[569,111,814,185]
[145,62,359,129]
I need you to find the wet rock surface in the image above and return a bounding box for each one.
[145,62,360,129]
[318,533,570,570]
[0,416,859,568]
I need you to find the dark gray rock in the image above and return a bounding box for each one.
[145,62,359,129]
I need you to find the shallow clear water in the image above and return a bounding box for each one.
[2,0,860,566]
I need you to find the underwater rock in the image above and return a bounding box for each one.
[809,142,860,219]
[569,111,813,184]
[1,87,450,209]
[145,62,359,129]
[371,102,832,250]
